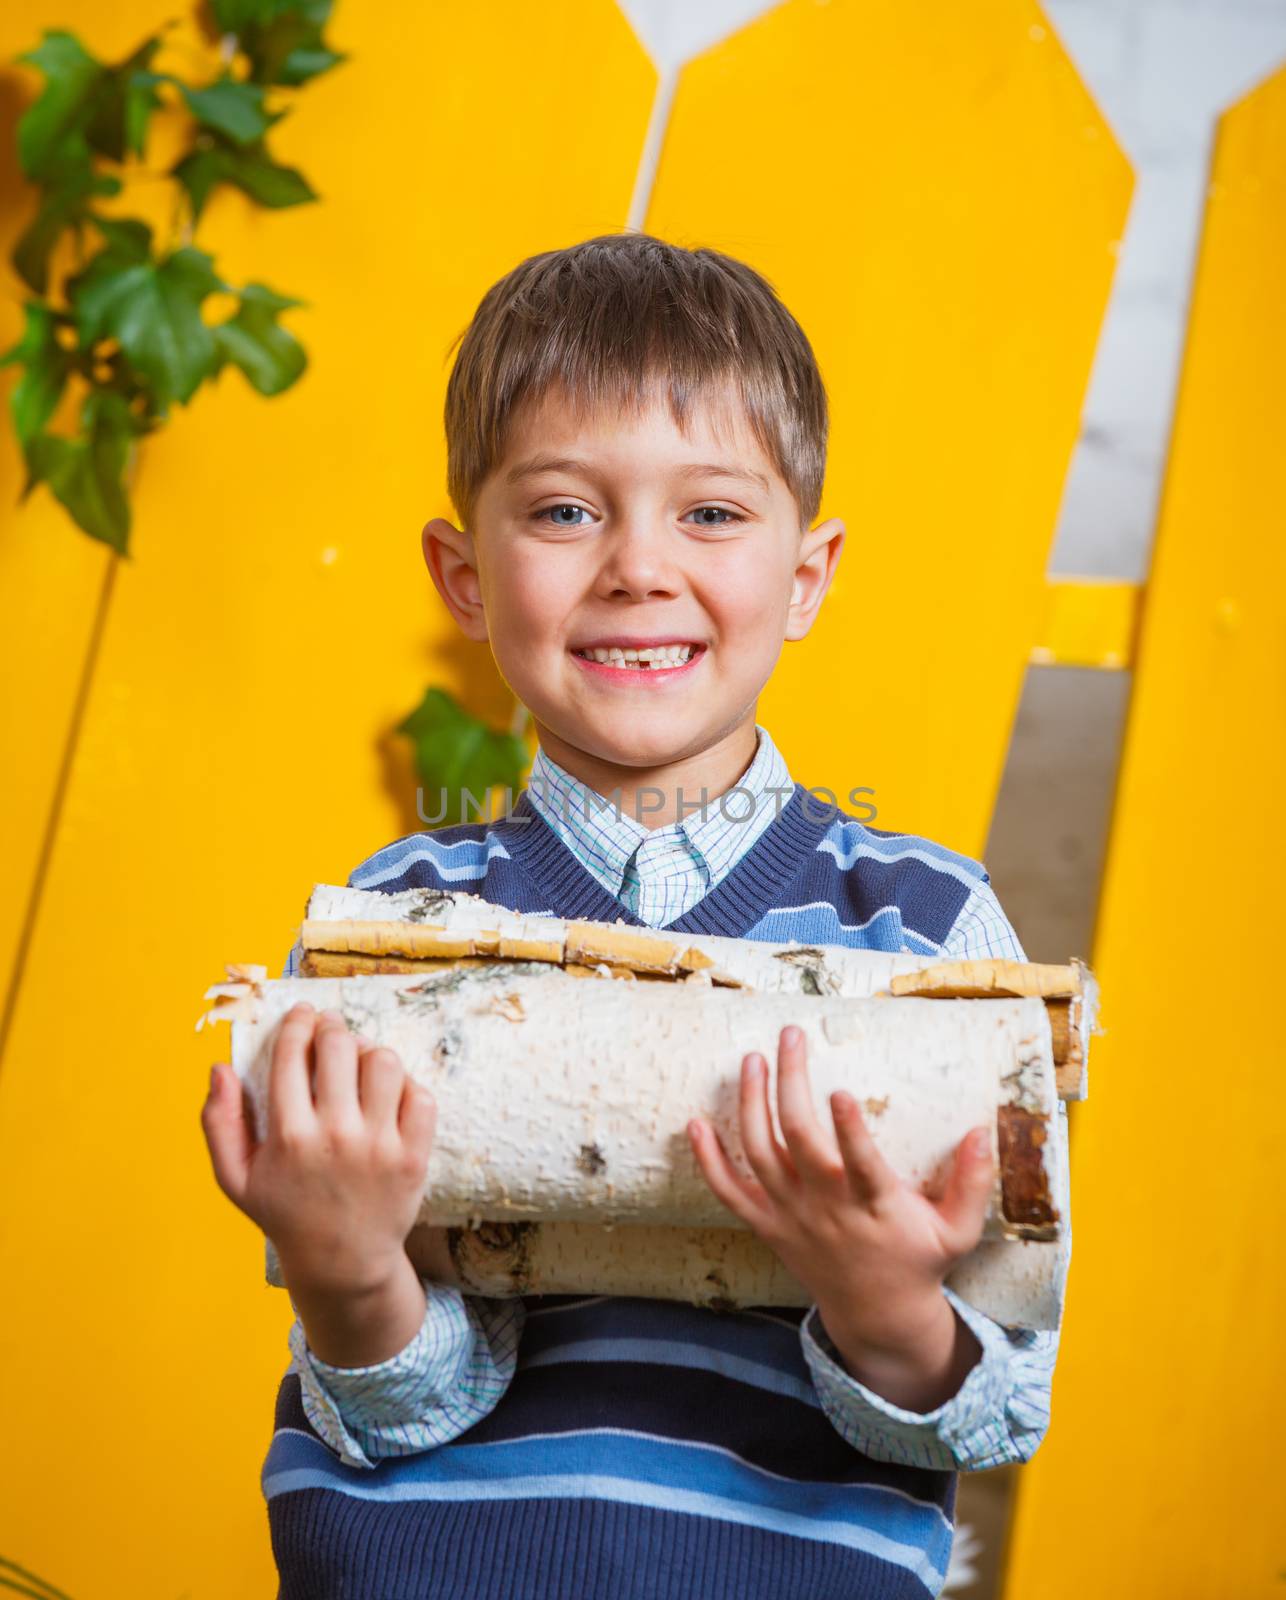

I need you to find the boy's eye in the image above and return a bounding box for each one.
[536,503,590,527]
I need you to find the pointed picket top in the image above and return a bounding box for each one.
[615,0,781,72]
[1004,57,1286,1599]
[0,2,657,1592]
[646,0,1133,859]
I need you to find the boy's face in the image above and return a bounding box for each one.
[424,381,843,776]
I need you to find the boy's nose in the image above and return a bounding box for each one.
[595,520,684,600]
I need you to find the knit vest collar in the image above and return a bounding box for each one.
[493,780,839,938]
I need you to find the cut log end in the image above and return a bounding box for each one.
[448,1220,541,1295]
[998,1106,1060,1240]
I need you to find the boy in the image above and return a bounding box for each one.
[202,232,1067,1599]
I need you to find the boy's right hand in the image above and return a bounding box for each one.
[201,1002,438,1300]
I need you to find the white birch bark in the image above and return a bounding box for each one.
[425,1216,1067,1330]
[260,1206,1067,1330]
[298,882,1097,1099]
[204,883,1083,1329]
[215,968,1058,1240]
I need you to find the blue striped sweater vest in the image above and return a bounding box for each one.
[264,782,993,1599]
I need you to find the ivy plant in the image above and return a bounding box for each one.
[1,1551,75,1599]
[0,1,343,553]
[398,687,532,830]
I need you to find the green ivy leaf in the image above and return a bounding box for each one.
[24,389,138,552]
[273,43,345,86]
[168,148,221,225]
[85,39,164,161]
[69,240,225,411]
[216,141,316,205]
[11,165,121,294]
[172,138,316,224]
[15,30,103,183]
[0,301,75,447]
[87,215,154,261]
[6,15,325,552]
[206,0,345,87]
[211,282,307,395]
[396,689,531,829]
[173,73,277,145]
[205,0,283,34]
[10,32,160,292]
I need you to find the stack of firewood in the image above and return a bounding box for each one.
[199,884,1099,1330]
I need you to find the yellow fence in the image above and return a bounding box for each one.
[0,2,1278,1596]
[1006,61,1286,1600]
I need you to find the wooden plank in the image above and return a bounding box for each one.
[1004,62,1286,1600]
[1030,578,1142,670]
[0,3,655,1594]
[646,0,1132,853]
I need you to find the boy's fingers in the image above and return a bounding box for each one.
[267,1003,318,1139]
[739,1054,791,1202]
[201,1063,253,1205]
[687,1117,761,1226]
[312,1009,362,1125]
[398,1079,437,1168]
[830,1092,898,1207]
[774,1026,841,1183]
[934,1127,995,1254]
[358,1044,406,1130]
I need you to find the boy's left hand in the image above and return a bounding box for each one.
[687,1023,995,1410]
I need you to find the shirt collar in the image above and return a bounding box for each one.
[523,723,795,897]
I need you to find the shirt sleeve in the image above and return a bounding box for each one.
[939,875,1029,962]
[272,912,525,1471]
[287,1283,526,1469]
[798,1270,1058,1471]
[795,870,1065,1471]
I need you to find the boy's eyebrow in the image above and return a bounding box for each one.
[675,462,772,494]
[504,455,591,485]
[504,455,771,494]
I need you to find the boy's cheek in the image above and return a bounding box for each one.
[486,548,575,605]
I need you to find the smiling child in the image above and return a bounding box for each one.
[202,231,1066,1600]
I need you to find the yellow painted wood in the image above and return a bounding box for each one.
[0,505,109,1011]
[0,3,654,1593]
[1030,578,1142,668]
[0,3,162,1007]
[1004,66,1286,1600]
[0,13,256,1014]
[647,0,1132,856]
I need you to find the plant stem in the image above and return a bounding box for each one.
[0,1553,76,1600]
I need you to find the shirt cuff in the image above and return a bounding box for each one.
[799,1285,1016,1472]
[288,1281,488,1470]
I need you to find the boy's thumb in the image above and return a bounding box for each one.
[935,1126,995,1250]
[200,1063,252,1206]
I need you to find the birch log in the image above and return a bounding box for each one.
[202,883,1087,1330]
[427,1219,1067,1332]
[209,968,1062,1240]
[293,882,1098,1100]
[258,1216,1067,1330]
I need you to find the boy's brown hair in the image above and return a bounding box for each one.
[443,232,828,534]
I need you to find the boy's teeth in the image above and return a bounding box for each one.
[577,644,697,668]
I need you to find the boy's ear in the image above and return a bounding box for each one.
[422,517,488,642]
[785,516,845,641]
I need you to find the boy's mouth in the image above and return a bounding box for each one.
[570,641,705,677]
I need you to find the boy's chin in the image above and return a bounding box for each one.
[563,713,724,768]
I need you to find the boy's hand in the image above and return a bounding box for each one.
[687,1024,995,1411]
[201,1002,437,1300]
